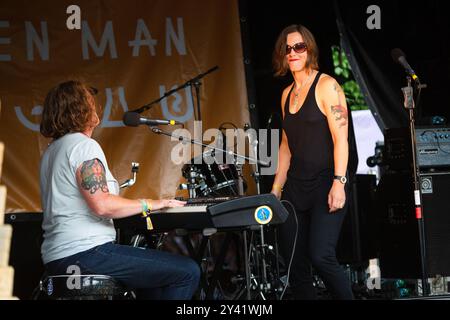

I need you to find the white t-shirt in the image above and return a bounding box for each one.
[40,133,118,264]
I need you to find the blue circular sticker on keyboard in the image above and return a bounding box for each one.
[254,206,273,225]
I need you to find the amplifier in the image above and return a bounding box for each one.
[377,171,450,278]
[416,127,450,168]
[384,126,450,170]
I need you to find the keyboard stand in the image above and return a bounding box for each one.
[243,230,251,300]
[175,228,244,300]
[204,232,234,300]
[176,229,213,298]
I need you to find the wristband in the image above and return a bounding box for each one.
[139,199,149,217]
[139,199,154,230]
[272,183,283,192]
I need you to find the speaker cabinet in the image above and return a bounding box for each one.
[4,213,44,300]
[377,172,450,278]
[337,174,379,265]
[420,172,450,276]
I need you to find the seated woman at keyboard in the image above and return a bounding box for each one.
[39,80,200,300]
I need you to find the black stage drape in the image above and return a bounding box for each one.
[334,0,450,129]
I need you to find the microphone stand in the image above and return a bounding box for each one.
[250,139,261,195]
[129,66,219,115]
[243,124,278,299]
[192,77,202,121]
[244,124,261,196]
[128,66,218,197]
[148,126,269,171]
[402,76,429,296]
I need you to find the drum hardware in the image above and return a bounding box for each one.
[207,164,218,185]
[147,126,266,198]
[129,232,167,250]
[119,162,139,189]
[231,228,283,300]
[181,160,241,198]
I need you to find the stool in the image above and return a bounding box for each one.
[37,275,132,300]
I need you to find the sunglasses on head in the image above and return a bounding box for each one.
[286,42,307,55]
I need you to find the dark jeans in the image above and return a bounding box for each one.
[45,242,200,300]
[279,173,354,300]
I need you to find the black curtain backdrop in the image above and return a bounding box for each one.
[335,0,450,128]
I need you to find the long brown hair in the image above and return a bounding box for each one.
[273,24,319,77]
[40,80,97,140]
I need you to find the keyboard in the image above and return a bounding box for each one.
[154,196,240,214]
[114,194,289,232]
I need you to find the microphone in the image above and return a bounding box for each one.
[122,111,182,127]
[391,48,419,81]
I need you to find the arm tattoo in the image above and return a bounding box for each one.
[331,84,348,128]
[80,159,109,194]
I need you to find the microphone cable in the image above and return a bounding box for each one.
[279,199,299,300]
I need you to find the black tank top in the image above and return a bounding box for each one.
[282,72,334,180]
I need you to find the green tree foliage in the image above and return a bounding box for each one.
[332,46,369,111]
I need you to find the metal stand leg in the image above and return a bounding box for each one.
[235,226,282,300]
[243,230,251,300]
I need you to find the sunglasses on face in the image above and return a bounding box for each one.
[285,42,307,55]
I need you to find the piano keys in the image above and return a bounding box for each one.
[114,194,289,233]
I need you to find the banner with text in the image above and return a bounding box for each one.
[0,0,250,212]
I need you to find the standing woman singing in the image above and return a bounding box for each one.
[271,24,354,300]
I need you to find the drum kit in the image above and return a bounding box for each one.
[179,144,246,198]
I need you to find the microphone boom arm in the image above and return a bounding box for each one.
[129,66,219,114]
[149,126,269,167]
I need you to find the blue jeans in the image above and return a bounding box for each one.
[45,242,200,300]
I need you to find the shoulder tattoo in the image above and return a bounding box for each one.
[80,158,109,194]
[331,83,348,128]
